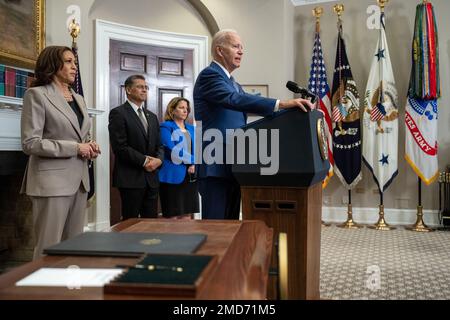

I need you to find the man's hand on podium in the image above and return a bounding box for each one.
[279,98,316,112]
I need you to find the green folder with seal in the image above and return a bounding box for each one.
[43,232,207,257]
[104,254,218,297]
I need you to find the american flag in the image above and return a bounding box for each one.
[72,42,95,200]
[331,106,342,122]
[308,31,334,187]
[71,43,84,96]
[332,102,346,122]
[370,102,386,121]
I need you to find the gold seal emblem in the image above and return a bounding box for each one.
[140,239,162,245]
[317,118,328,161]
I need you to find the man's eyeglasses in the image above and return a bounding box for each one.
[134,85,149,90]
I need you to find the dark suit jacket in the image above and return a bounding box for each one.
[193,61,277,179]
[108,102,163,189]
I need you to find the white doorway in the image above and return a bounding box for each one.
[94,19,208,230]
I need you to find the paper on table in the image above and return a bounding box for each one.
[15,267,124,288]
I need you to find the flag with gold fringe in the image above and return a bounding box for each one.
[308,27,334,188]
[331,19,361,189]
[362,11,399,193]
[405,1,440,185]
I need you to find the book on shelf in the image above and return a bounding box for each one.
[0,65,5,96]
[15,70,28,99]
[0,64,35,99]
[4,67,16,97]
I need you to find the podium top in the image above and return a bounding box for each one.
[232,109,330,187]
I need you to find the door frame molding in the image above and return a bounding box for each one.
[94,19,208,230]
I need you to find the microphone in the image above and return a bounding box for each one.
[286,81,317,104]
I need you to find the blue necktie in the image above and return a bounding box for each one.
[230,76,240,93]
[230,76,246,123]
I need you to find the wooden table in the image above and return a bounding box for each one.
[0,219,273,300]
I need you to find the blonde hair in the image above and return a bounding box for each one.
[164,97,191,121]
[211,29,239,58]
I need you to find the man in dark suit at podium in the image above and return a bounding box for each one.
[194,29,314,220]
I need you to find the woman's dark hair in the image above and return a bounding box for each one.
[32,46,73,87]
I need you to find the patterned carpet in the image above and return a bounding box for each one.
[320,225,450,300]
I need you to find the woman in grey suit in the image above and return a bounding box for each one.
[20,46,101,259]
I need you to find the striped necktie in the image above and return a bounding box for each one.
[137,107,148,133]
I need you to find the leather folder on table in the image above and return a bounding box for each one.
[43,232,207,257]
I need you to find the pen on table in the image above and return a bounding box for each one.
[115,264,184,272]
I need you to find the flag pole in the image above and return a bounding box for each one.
[313,6,323,33]
[338,189,362,229]
[369,190,396,230]
[313,6,331,228]
[68,18,95,203]
[406,178,434,232]
[405,0,434,233]
[367,0,395,231]
[333,4,345,135]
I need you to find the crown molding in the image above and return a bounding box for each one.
[291,0,336,6]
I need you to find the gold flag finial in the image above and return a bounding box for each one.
[313,7,323,32]
[69,18,81,44]
[313,6,323,20]
[333,4,344,18]
[377,0,389,12]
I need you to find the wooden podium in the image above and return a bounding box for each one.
[232,109,329,300]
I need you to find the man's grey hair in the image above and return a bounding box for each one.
[211,29,239,58]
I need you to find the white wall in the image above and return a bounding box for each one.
[203,0,295,100]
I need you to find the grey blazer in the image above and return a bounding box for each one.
[20,82,91,197]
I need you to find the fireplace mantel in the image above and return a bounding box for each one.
[0,96,104,151]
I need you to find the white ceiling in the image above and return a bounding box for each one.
[291,0,337,6]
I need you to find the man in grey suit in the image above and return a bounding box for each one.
[21,46,100,259]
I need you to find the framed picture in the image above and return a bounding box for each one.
[0,0,45,69]
[241,84,269,98]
